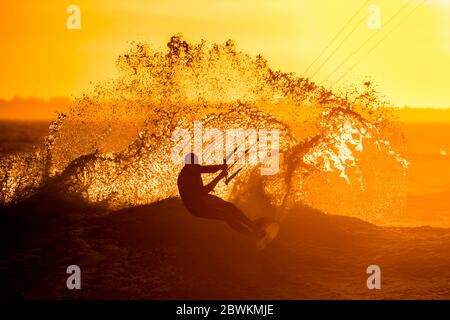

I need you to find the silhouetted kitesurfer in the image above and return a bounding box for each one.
[177,153,280,250]
[177,153,260,236]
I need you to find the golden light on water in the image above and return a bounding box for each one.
[2,1,450,302]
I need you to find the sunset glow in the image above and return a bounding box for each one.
[1,0,449,109]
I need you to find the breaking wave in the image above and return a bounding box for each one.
[0,35,408,224]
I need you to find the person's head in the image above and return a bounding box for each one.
[184,153,199,165]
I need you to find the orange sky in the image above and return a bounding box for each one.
[1,0,449,108]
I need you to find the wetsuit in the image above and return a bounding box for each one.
[177,163,255,234]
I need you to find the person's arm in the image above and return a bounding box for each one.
[203,169,228,194]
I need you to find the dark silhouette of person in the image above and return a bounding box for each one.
[177,153,260,236]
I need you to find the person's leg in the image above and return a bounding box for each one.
[223,214,254,235]
[199,195,257,236]
[224,202,255,229]
[225,205,265,238]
